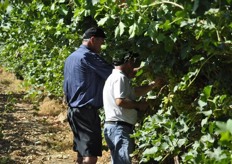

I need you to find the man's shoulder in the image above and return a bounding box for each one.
[69,47,87,58]
[107,70,125,81]
[112,69,126,77]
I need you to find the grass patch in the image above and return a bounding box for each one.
[38,97,65,116]
[0,67,25,94]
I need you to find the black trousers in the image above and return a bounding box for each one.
[67,107,102,157]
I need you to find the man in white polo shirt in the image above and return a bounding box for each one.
[103,50,163,164]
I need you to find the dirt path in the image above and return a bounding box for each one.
[0,68,110,164]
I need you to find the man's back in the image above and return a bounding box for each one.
[64,44,113,108]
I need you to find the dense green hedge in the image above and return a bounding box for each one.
[1,0,232,163]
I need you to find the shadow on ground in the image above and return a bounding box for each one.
[0,93,73,164]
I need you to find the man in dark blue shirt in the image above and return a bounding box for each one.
[63,27,113,164]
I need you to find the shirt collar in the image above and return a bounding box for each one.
[113,69,129,78]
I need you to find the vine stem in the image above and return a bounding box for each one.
[157,85,167,97]
[187,54,215,88]
[140,1,184,10]
[161,152,170,163]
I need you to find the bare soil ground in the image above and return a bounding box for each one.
[0,68,110,164]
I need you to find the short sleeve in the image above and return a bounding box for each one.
[113,76,130,99]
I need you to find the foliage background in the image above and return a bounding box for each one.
[0,0,232,163]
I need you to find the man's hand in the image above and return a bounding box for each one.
[149,77,166,89]
[137,100,149,112]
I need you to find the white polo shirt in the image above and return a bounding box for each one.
[103,69,138,125]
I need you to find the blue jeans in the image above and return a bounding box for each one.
[104,123,135,164]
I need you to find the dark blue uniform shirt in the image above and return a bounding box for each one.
[63,45,113,109]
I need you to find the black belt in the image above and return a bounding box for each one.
[70,105,98,110]
[105,121,134,129]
